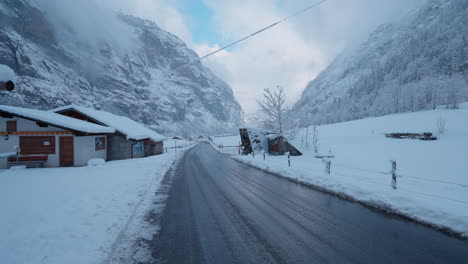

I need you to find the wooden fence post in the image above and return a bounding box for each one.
[322,159,331,174]
[288,153,291,167]
[390,160,397,189]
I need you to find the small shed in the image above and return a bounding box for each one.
[52,105,165,161]
[268,135,302,156]
[0,105,115,168]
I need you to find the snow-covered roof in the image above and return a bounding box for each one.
[0,105,115,134]
[52,105,165,142]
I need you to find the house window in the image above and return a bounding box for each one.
[20,136,56,155]
[7,121,17,133]
[95,137,106,151]
[134,141,144,154]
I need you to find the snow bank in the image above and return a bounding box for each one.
[0,105,115,134]
[52,105,165,142]
[214,104,468,237]
[0,152,16,158]
[0,152,177,264]
[87,158,105,166]
[0,64,16,82]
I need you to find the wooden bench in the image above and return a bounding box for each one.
[7,155,48,168]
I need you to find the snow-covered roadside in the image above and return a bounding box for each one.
[213,104,468,237]
[0,151,180,264]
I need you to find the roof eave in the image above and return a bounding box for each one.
[0,109,114,135]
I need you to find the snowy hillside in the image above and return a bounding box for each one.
[0,0,241,136]
[292,0,468,125]
[213,103,468,236]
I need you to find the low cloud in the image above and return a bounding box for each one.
[31,0,427,114]
[196,0,426,113]
[32,0,136,53]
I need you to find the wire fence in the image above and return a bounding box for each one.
[212,142,468,204]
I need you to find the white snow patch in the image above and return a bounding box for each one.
[0,152,16,158]
[87,158,105,166]
[0,64,16,83]
[9,165,26,170]
[0,152,177,264]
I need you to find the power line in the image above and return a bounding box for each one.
[172,0,329,72]
[199,0,329,60]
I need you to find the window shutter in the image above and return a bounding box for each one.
[7,121,17,133]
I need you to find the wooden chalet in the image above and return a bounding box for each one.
[52,105,165,160]
[0,105,115,169]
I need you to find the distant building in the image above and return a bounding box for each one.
[268,135,302,156]
[0,105,115,168]
[239,128,301,156]
[52,105,165,160]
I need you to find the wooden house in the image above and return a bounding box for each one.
[268,135,302,156]
[239,128,302,156]
[52,105,165,160]
[0,105,115,169]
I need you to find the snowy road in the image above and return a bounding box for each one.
[151,143,468,264]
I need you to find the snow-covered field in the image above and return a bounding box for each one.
[0,152,180,264]
[213,103,468,237]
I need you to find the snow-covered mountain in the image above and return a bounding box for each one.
[0,0,242,136]
[292,0,468,125]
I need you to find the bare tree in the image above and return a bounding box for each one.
[257,86,288,134]
[447,85,459,109]
[312,125,319,154]
[240,110,246,127]
[436,116,446,135]
[392,85,402,112]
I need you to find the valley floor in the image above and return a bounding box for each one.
[214,103,468,237]
[0,151,180,264]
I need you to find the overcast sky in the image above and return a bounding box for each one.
[38,0,426,114]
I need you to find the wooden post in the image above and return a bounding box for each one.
[323,159,331,174]
[288,153,291,167]
[390,160,397,189]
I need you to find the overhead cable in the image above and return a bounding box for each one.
[199,0,329,60]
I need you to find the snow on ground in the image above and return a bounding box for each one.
[0,152,178,264]
[213,103,468,237]
[0,64,16,82]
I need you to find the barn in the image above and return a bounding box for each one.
[268,135,302,156]
[52,105,165,160]
[0,105,115,169]
[239,128,302,156]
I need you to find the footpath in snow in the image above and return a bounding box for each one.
[0,150,183,264]
[214,104,468,237]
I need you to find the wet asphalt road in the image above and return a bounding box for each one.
[152,143,468,264]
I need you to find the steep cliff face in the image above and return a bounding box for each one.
[0,0,242,136]
[292,0,468,125]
